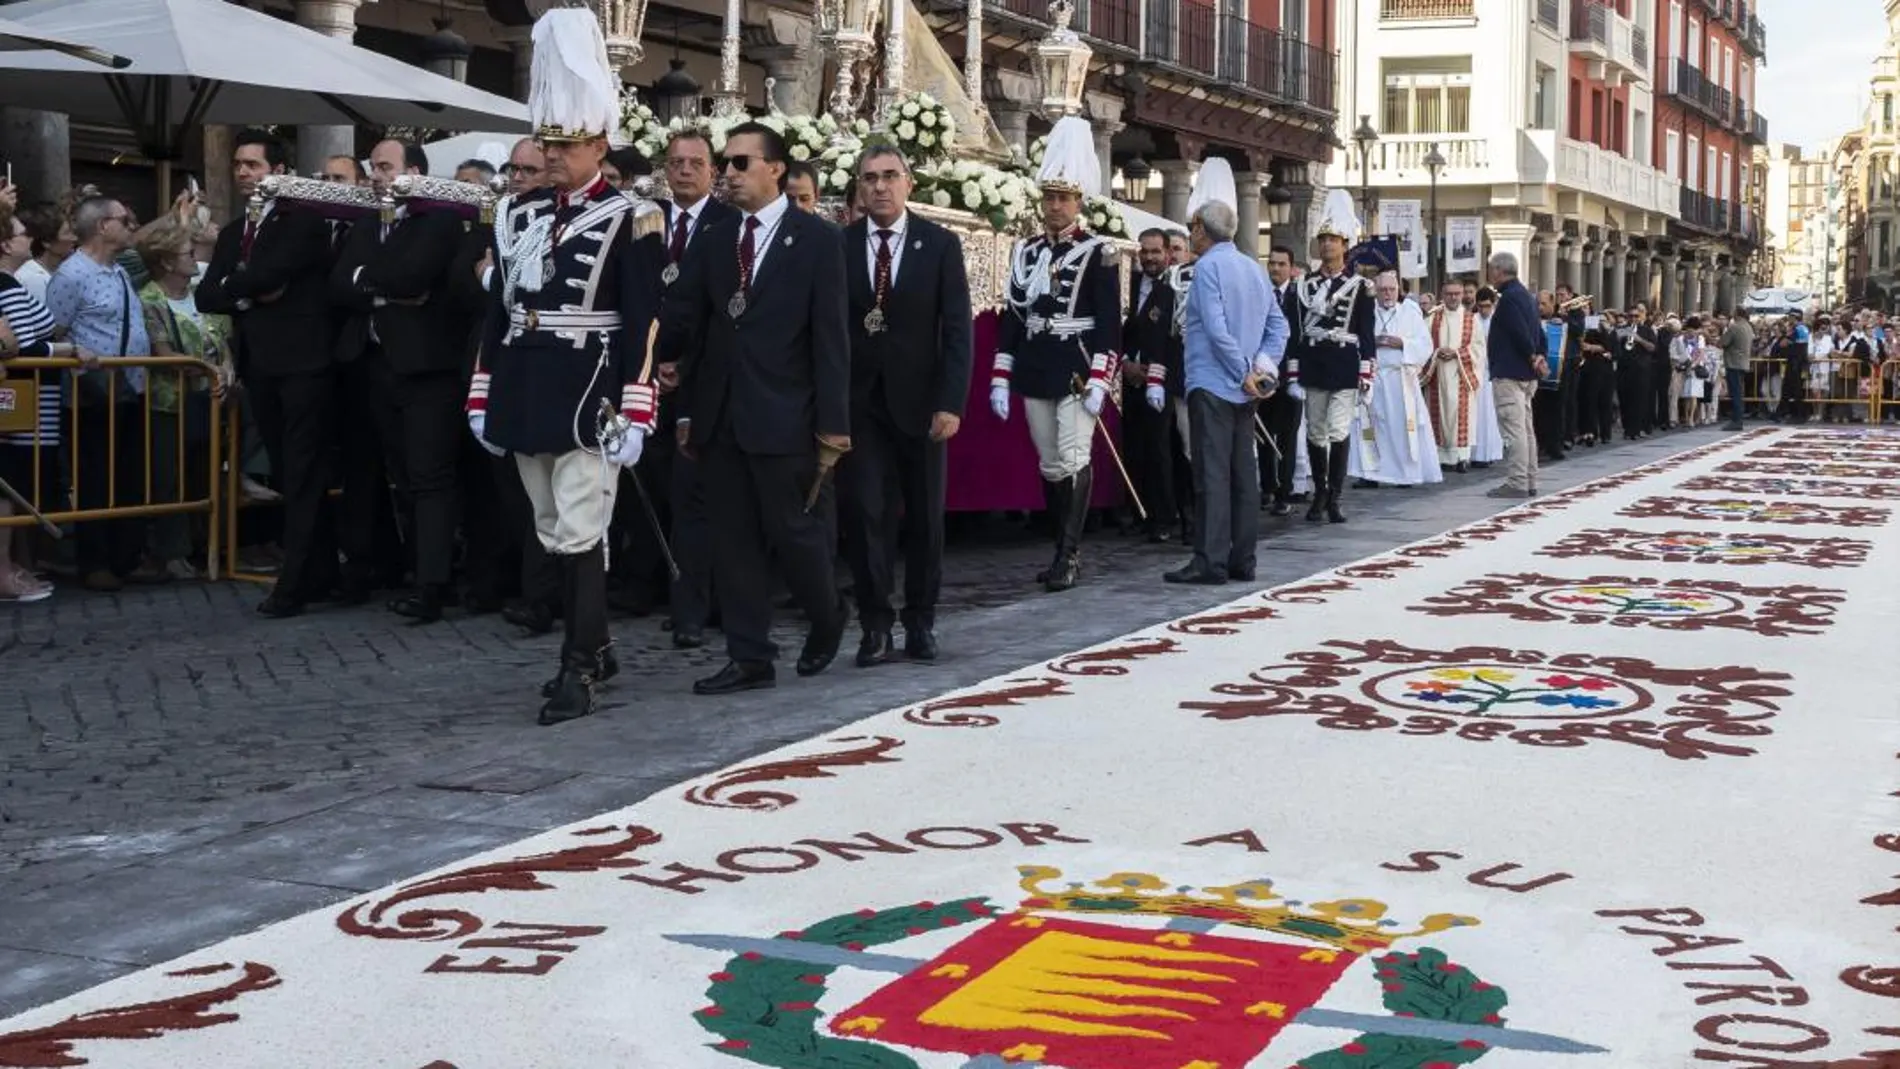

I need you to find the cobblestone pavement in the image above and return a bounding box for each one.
[0,427,1727,1014]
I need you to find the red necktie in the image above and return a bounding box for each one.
[738,216,760,291]
[240,218,258,262]
[873,229,893,308]
[669,209,690,264]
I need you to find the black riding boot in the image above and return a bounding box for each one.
[539,547,608,726]
[1035,477,1070,585]
[1046,466,1091,592]
[1326,442,1351,524]
[1305,443,1329,522]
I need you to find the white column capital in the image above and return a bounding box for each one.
[294,0,371,38]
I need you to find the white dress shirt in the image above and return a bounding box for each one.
[738,193,790,280]
[864,210,909,288]
[670,194,711,251]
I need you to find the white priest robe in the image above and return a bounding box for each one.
[1348,298,1444,486]
[1420,303,1486,467]
[1470,313,1504,462]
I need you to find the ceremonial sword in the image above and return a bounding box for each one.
[664,933,1607,1057]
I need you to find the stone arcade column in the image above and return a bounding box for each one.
[294,0,371,177]
[1084,93,1123,199]
[0,109,69,205]
[984,70,1038,162]
[1534,235,1559,292]
[1234,171,1266,259]
[1157,160,1196,226]
[746,12,819,117]
[1484,221,1535,282]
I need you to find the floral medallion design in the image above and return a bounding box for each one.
[1370,665,1646,719]
[1617,496,1891,527]
[1716,459,1900,480]
[1410,573,1844,637]
[1537,528,1873,569]
[1678,475,1900,500]
[1749,446,1900,465]
[1181,640,1790,760]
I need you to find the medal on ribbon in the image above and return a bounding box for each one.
[864,307,886,335]
[728,292,747,318]
[661,262,679,286]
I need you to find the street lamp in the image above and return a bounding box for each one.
[1351,114,1379,228]
[1033,0,1093,120]
[1424,140,1446,290]
[1264,178,1294,229]
[1121,155,1152,203]
[816,0,881,133]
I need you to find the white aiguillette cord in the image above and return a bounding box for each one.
[587,319,661,572]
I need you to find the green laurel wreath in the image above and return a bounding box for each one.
[1294,947,1508,1069]
[695,897,995,1068]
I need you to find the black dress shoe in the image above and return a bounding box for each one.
[388,588,444,624]
[1227,566,1256,582]
[256,592,304,619]
[797,599,850,677]
[672,627,706,650]
[1353,478,1381,490]
[856,629,893,668]
[537,658,598,726]
[694,660,776,695]
[1164,562,1229,585]
[541,646,619,699]
[503,600,557,635]
[904,628,939,661]
[1268,500,1291,517]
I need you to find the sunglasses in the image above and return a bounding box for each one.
[723,154,775,173]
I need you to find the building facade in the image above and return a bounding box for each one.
[1330,0,1758,314]
[0,0,1343,256]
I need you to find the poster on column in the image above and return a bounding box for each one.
[1445,216,1483,275]
[1377,200,1425,279]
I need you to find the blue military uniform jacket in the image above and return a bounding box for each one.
[992,226,1122,401]
[469,177,662,456]
[1285,270,1376,392]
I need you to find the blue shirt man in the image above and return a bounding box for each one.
[46,236,151,394]
[1182,238,1288,403]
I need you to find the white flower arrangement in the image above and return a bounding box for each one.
[619,89,668,162]
[1084,194,1130,238]
[879,91,956,166]
[913,158,1039,232]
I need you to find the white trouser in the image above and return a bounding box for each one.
[515,450,619,555]
[1304,388,1356,445]
[1024,395,1097,481]
[1172,395,1192,461]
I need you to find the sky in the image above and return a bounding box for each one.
[1752,0,1889,154]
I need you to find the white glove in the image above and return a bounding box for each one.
[603,423,646,468]
[1082,383,1106,417]
[468,411,505,457]
[1145,384,1165,411]
[1288,382,1306,402]
[989,384,1011,422]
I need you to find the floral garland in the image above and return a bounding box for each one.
[913,158,1038,231]
[693,897,996,1066]
[880,91,956,168]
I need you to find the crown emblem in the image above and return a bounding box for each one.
[1015,866,1480,953]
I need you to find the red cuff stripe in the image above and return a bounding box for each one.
[466,372,491,414]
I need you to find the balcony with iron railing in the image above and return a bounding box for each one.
[982,0,1339,114]
[1667,58,1730,122]
[1378,0,1475,18]
[1359,129,1680,217]
[1742,14,1766,58]
[1751,111,1769,144]
[1569,0,1649,84]
[1680,187,1734,232]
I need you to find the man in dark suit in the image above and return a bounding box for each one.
[197,128,339,618]
[839,144,973,666]
[1119,228,1178,541]
[331,138,471,623]
[644,129,738,649]
[664,121,851,695]
[1260,245,1305,514]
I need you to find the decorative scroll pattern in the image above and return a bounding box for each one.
[1618,495,1891,527]
[0,963,280,1069]
[1182,640,1790,761]
[1409,573,1844,637]
[1537,528,1874,569]
[900,676,1070,728]
[683,737,904,811]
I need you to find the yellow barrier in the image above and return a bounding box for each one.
[0,356,225,580]
[1872,359,1898,424]
[1738,356,1883,423]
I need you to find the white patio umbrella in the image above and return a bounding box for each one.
[0,0,527,195]
[0,14,129,68]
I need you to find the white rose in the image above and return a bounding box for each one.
[962,180,982,204]
[897,121,918,141]
[1091,211,1108,228]
[932,189,952,208]
[790,143,811,161]
[918,130,936,147]
[839,152,858,170]
[920,112,936,128]
[832,169,850,189]
[902,102,920,119]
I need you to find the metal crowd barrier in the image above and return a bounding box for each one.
[0,356,225,579]
[1738,356,1887,423]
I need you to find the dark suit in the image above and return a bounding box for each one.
[1119,270,1178,534]
[1257,281,1303,502]
[197,202,338,603]
[331,207,468,590]
[665,198,850,665]
[838,213,973,635]
[639,197,740,635]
